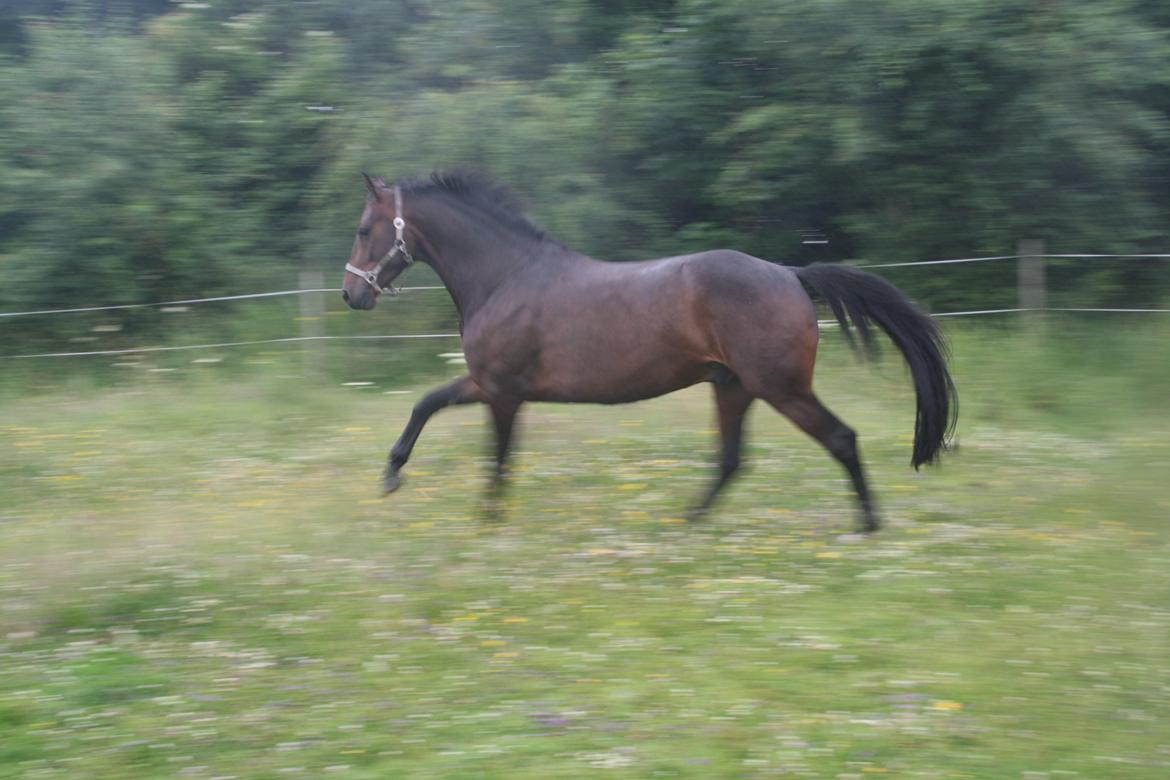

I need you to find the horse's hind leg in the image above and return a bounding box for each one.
[483,398,522,517]
[688,376,754,521]
[768,391,879,533]
[383,375,484,494]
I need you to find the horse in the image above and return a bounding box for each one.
[340,172,957,532]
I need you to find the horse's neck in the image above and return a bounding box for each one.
[412,198,545,320]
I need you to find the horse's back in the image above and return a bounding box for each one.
[680,249,805,302]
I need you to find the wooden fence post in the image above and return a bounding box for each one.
[299,270,325,378]
[1017,239,1046,329]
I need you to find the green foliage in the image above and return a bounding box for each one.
[1,0,1169,355]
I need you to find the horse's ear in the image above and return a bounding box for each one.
[362,172,383,202]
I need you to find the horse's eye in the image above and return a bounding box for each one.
[357,228,371,239]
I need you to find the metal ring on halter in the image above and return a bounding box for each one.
[346,250,402,296]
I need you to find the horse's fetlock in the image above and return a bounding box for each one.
[721,455,741,477]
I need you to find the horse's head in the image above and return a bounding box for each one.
[341,173,415,310]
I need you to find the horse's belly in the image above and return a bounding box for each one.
[526,342,714,404]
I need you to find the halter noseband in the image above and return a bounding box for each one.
[345,185,414,296]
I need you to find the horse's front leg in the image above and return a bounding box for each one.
[383,375,484,494]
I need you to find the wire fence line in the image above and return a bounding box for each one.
[2,252,1169,320]
[930,306,1170,317]
[857,255,1021,269]
[856,252,1170,269]
[0,286,445,319]
[2,251,1167,359]
[4,333,463,360]
[4,308,1165,362]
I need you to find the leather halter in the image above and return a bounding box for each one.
[345,185,413,296]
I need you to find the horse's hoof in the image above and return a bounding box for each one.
[481,493,506,520]
[382,472,403,495]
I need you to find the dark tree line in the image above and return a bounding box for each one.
[2,0,1169,347]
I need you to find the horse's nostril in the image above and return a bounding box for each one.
[341,289,350,303]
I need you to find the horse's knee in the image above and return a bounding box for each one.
[411,401,436,422]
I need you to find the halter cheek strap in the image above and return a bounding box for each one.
[345,185,414,296]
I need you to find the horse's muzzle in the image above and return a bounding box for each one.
[341,287,376,310]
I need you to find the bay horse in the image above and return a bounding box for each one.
[340,172,956,532]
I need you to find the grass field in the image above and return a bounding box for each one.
[1,322,1168,779]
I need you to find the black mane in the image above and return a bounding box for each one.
[399,170,546,241]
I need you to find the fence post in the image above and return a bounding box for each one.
[1017,239,1046,329]
[299,270,325,378]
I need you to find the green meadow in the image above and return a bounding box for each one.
[1,321,1168,779]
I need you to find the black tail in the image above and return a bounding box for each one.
[795,263,958,469]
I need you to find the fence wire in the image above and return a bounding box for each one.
[0,286,445,319]
[3,253,1169,320]
[6,307,1166,360]
[856,252,1170,269]
[4,333,462,360]
[2,253,1167,359]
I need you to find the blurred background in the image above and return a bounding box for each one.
[1,2,1169,779]
[1,0,1169,377]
